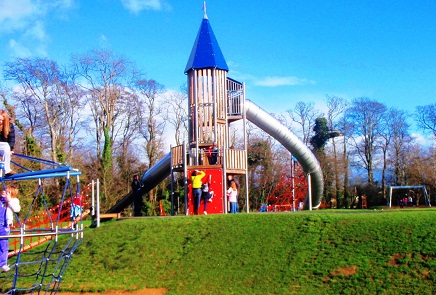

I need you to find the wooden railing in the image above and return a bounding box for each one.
[225,149,246,171]
[171,145,246,172]
[171,145,184,168]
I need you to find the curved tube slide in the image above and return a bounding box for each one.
[245,100,323,208]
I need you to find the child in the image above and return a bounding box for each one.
[6,185,20,228]
[227,180,238,214]
[1,187,20,272]
[201,181,214,215]
[70,194,83,229]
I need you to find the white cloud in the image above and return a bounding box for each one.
[8,39,32,57]
[120,0,164,13]
[254,76,316,87]
[0,0,40,34]
[24,21,47,42]
[0,0,73,59]
[227,70,257,83]
[411,132,434,148]
[8,20,49,58]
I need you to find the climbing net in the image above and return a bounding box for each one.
[0,153,85,294]
[263,159,308,212]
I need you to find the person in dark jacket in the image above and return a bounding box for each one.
[131,174,143,216]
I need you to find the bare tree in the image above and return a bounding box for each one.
[3,58,84,164]
[406,146,436,195]
[163,85,188,146]
[114,94,143,191]
[335,116,353,207]
[325,95,348,205]
[135,79,166,168]
[388,110,413,186]
[73,50,138,207]
[134,79,166,203]
[286,101,323,145]
[415,103,436,139]
[379,108,411,199]
[345,97,387,184]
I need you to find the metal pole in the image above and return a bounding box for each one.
[307,173,312,211]
[96,179,100,227]
[242,82,249,213]
[292,157,295,211]
[222,145,228,214]
[389,186,392,208]
[91,180,95,216]
[170,147,175,216]
[193,71,199,165]
[183,142,189,215]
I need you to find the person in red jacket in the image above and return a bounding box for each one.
[205,142,219,164]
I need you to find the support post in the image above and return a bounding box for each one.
[183,143,189,216]
[389,186,393,208]
[96,179,100,227]
[307,173,312,211]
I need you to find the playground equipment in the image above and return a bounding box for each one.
[245,100,323,209]
[264,159,308,212]
[0,153,83,294]
[106,5,324,216]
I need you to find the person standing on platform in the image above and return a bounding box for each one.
[205,142,219,164]
[191,170,206,215]
[0,110,16,176]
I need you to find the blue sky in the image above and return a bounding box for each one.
[0,0,435,139]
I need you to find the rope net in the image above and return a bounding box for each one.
[0,153,85,294]
[263,159,308,212]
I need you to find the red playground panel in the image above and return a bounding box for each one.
[188,168,223,215]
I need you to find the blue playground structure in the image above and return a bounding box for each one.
[0,153,83,294]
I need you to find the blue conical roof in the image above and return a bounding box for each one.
[184,17,229,73]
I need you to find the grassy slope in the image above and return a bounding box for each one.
[60,209,436,295]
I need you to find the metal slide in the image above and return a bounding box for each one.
[245,100,323,209]
[106,153,171,213]
[107,101,324,213]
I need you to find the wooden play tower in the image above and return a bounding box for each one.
[170,7,248,215]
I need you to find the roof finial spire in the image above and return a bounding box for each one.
[203,1,208,19]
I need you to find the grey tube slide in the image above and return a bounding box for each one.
[106,153,171,213]
[245,100,323,208]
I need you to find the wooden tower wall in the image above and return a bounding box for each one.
[187,68,228,148]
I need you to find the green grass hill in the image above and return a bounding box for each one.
[58,209,436,294]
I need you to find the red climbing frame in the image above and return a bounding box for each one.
[265,161,308,212]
